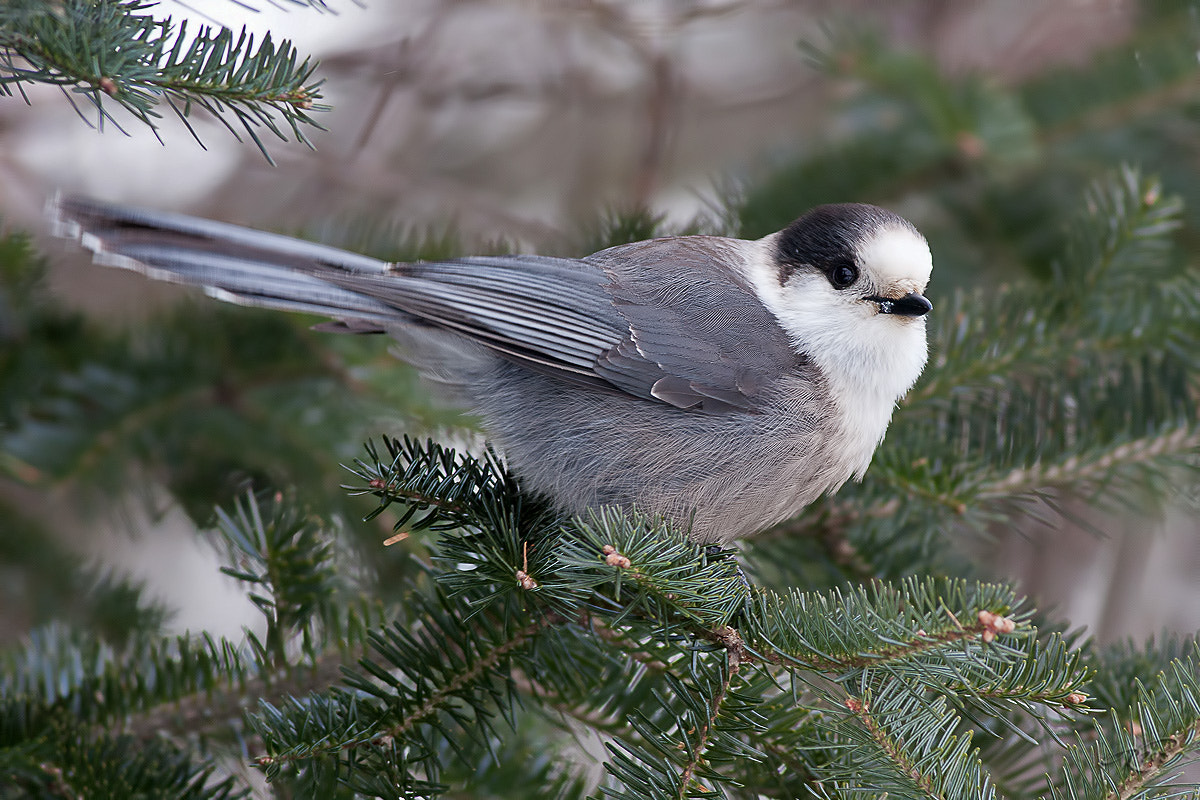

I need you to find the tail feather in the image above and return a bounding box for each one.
[52,195,401,326]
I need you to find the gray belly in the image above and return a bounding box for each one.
[470,362,848,544]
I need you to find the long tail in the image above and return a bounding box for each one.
[52,195,401,327]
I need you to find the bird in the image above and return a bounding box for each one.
[53,196,933,545]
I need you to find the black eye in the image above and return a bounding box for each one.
[830,264,858,289]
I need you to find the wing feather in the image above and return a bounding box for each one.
[57,196,801,413]
[586,237,802,412]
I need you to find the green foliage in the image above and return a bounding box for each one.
[4,2,1200,797]
[214,492,342,666]
[0,492,379,798]
[1,712,246,800]
[0,0,325,161]
[1048,640,1200,800]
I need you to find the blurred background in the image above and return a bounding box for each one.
[3,0,1199,649]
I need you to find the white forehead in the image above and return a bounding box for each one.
[857,225,933,287]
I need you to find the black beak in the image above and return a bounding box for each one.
[872,292,932,317]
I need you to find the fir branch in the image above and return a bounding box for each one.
[555,506,751,629]
[0,0,325,162]
[373,616,549,745]
[126,645,360,743]
[915,168,1185,404]
[960,633,1092,711]
[0,491,376,751]
[980,426,1200,500]
[741,577,1025,674]
[1050,643,1200,800]
[343,436,530,537]
[333,440,1107,796]
[583,612,674,674]
[1,622,255,724]
[0,617,365,753]
[601,660,765,800]
[837,688,993,800]
[250,594,554,781]
[505,618,684,755]
[213,490,340,667]
[843,693,945,799]
[1109,720,1200,800]
[674,662,735,799]
[251,615,548,771]
[12,718,248,800]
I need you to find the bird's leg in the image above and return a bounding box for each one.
[702,544,753,595]
[703,544,733,562]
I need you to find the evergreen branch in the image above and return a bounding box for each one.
[213,491,340,667]
[836,686,994,800]
[346,437,562,616]
[1,615,365,752]
[1109,720,1200,800]
[1089,635,1200,715]
[505,619,684,750]
[737,731,825,798]
[1,622,257,726]
[0,0,324,161]
[915,168,1185,404]
[127,645,360,743]
[741,577,1024,675]
[1050,643,1200,800]
[674,662,735,799]
[899,351,1200,518]
[4,717,248,800]
[250,593,553,783]
[2,304,371,514]
[843,694,943,799]
[343,436,531,537]
[555,506,751,629]
[376,616,548,745]
[583,612,675,674]
[600,659,764,800]
[0,490,376,746]
[1057,167,1182,291]
[740,578,1092,763]
[964,634,1092,709]
[980,426,1200,501]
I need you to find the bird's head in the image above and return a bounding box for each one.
[749,203,934,404]
[773,203,932,323]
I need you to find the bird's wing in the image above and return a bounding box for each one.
[586,237,802,412]
[319,256,629,383]
[333,243,799,411]
[55,197,798,412]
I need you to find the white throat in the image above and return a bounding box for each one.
[742,235,929,477]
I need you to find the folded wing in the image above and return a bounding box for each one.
[55,196,797,413]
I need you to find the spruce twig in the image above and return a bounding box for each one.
[0,0,325,161]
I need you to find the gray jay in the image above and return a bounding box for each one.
[53,197,933,544]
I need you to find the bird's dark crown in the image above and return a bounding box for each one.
[774,203,918,283]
